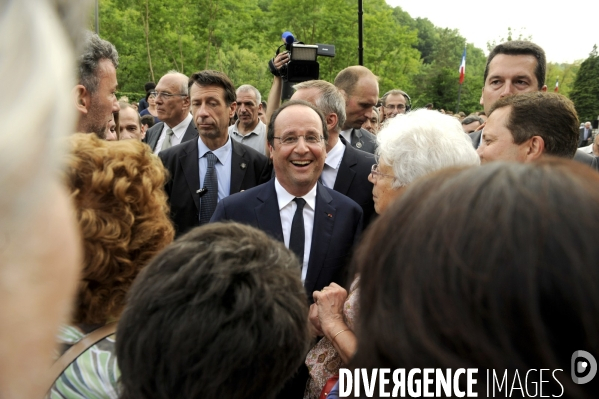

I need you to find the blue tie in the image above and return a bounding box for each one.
[199,152,218,225]
[289,197,306,266]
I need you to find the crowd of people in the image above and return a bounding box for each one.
[2,1,599,398]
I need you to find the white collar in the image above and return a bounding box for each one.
[325,138,345,170]
[274,178,317,211]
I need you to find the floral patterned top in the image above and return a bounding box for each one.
[304,278,360,399]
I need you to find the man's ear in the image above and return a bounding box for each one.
[267,142,274,160]
[229,101,237,118]
[325,112,338,132]
[540,85,548,92]
[73,84,90,115]
[526,136,545,161]
[479,87,484,106]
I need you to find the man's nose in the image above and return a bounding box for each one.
[499,82,515,98]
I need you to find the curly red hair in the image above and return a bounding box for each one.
[64,133,174,325]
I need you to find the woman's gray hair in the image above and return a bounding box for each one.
[0,0,84,234]
[376,109,480,188]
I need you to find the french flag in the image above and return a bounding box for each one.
[554,78,559,92]
[459,48,466,85]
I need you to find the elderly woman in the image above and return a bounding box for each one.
[305,109,480,398]
[350,159,599,397]
[48,134,174,398]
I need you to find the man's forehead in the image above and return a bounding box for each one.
[120,107,140,125]
[291,88,321,105]
[275,105,322,131]
[236,90,257,102]
[487,54,538,79]
[351,76,378,96]
[386,94,406,104]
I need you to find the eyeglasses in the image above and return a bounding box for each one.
[384,104,406,111]
[370,164,397,181]
[150,91,188,100]
[273,134,324,146]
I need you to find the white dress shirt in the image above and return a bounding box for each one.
[154,113,193,154]
[275,178,316,282]
[320,138,345,188]
[340,128,352,144]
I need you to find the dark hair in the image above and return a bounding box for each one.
[140,114,155,128]
[117,222,310,399]
[484,41,546,89]
[188,70,236,105]
[489,92,579,158]
[267,100,328,146]
[143,82,155,92]
[78,31,119,93]
[351,159,599,397]
[461,115,483,126]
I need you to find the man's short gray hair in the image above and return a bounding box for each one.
[78,31,118,93]
[293,80,346,132]
[165,70,189,95]
[376,109,480,188]
[236,84,261,104]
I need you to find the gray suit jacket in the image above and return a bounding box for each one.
[144,120,198,152]
[349,128,377,154]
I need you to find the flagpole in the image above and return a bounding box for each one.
[455,83,463,114]
[456,46,466,113]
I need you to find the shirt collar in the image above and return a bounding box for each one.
[274,178,317,211]
[198,135,232,164]
[166,113,193,139]
[325,138,345,170]
[230,119,266,137]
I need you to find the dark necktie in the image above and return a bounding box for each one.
[199,152,218,225]
[289,197,306,266]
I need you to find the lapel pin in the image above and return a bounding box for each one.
[240,162,247,169]
[356,142,363,149]
[327,213,333,218]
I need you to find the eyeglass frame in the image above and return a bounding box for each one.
[149,91,188,100]
[370,164,398,182]
[272,134,325,146]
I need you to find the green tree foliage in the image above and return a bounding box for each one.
[570,45,599,122]
[98,0,486,111]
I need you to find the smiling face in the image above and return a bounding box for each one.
[383,93,407,119]
[477,106,528,163]
[190,83,236,146]
[480,54,545,114]
[269,105,326,197]
[343,77,378,130]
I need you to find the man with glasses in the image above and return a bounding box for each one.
[159,70,271,236]
[144,71,198,154]
[212,99,362,296]
[380,89,411,122]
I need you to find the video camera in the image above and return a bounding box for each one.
[270,32,335,99]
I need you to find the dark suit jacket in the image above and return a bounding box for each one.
[579,127,593,147]
[159,138,272,236]
[335,136,376,227]
[469,129,482,149]
[144,119,198,152]
[349,128,377,154]
[210,179,363,296]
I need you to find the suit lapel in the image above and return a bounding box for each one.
[254,179,284,241]
[305,183,335,293]
[148,122,164,151]
[333,140,356,195]
[180,138,201,212]
[181,119,198,142]
[230,140,248,194]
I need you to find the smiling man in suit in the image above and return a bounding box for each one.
[159,70,271,236]
[211,99,363,296]
[291,80,376,226]
[144,71,197,154]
